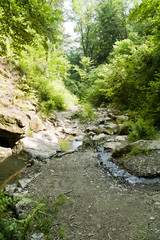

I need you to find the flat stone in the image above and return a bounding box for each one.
[116,115,129,122]
[93,133,106,142]
[74,135,84,141]
[31,233,44,240]
[105,123,118,130]
[18,178,32,188]
[115,135,128,142]
[33,131,58,143]
[103,142,122,151]
[86,126,99,133]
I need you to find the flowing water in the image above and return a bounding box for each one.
[98,146,160,184]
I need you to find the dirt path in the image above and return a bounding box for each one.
[20,148,160,240]
[14,109,159,240]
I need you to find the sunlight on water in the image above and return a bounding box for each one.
[59,137,82,151]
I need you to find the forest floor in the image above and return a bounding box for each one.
[18,112,160,240]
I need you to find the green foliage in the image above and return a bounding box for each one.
[0,190,49,240]
[125,146,151,159]
[134,221,155,240]
[86,64,113,106]
[127,118,156,142]
[146,73,160,125]
[94,0,127,64]
[18,45,78,115]
[71,0,97,58]
[0,190,69,240]
[70,0,127,64]
[86,37,160,126]
[76,103,95,122]
[73,56,95,98]
[0,0,63,56]
[129,0,160,42]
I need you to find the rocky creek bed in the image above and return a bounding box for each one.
[1,108,160,239]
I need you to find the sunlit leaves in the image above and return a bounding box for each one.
[0,0,63,55]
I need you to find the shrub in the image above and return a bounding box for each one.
[18,45,78,115]
[0,190,68,240]
[76,103,95,122]
[127,118,157,142]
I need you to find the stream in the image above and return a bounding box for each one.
[98,146,160,184]
[1,138,160,187]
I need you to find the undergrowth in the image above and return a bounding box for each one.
[123,146,151,160]
[17,45,78,116]
[0,190,68,240]
[76,103,95,122]
[127,118,157,142]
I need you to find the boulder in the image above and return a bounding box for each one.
[112,140,160,158]
[105,123,118,130]
[115,135,128,142]
[112,140,160,177]
[0,110,29,147]
[97,117,112,124]
[105,123,119,134]
[13,131,60,160]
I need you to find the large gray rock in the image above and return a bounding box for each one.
[112,140,160,177]
[13,131,60,160]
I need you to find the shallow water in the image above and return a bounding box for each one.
[59,138,82,151]
[0,154,27,186]
[98,146,160,184]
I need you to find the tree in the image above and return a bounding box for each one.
[71,0,97,59]
[94,0,127,64]
[0,0,63,56]
[70,0,127,65]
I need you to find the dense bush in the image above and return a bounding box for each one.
[127,118,157,142]
[86,39,160,126]
[18,45,78,115]
[0,190,69,240]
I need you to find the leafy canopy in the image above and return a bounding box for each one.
[0,0,63,55]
